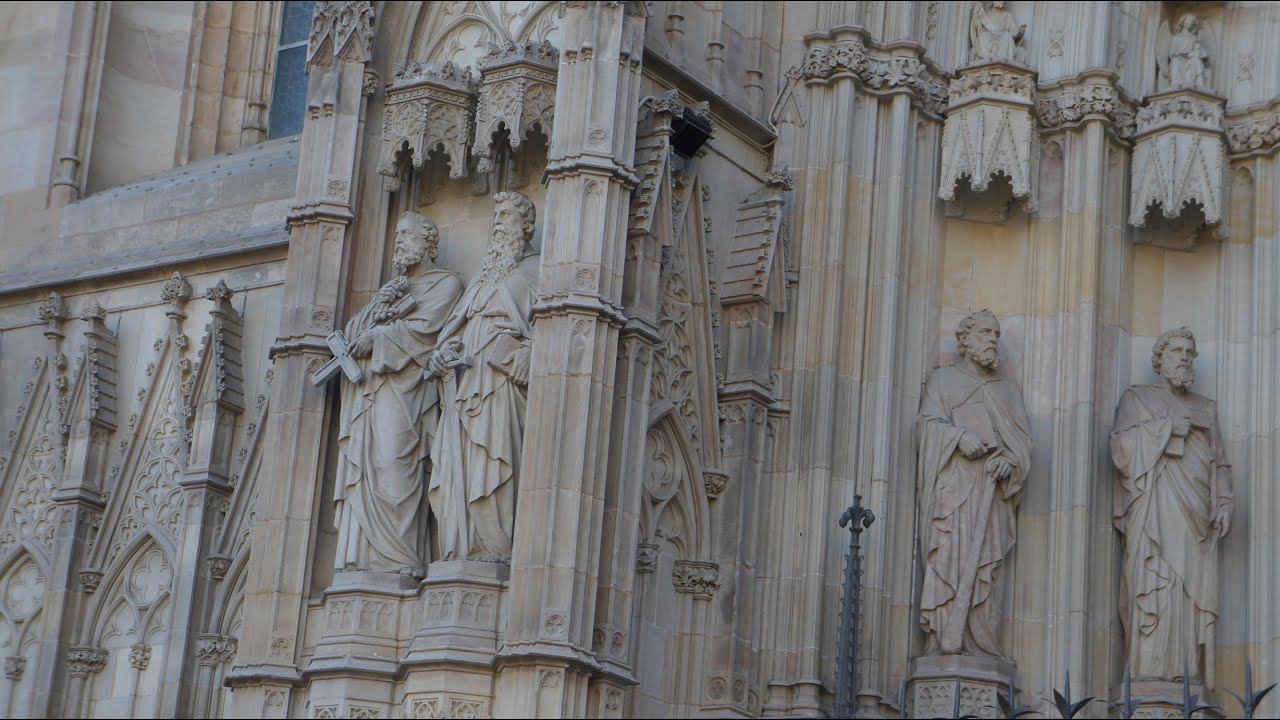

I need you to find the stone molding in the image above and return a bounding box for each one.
[1129,88,1227,228]
[800,27,948,118]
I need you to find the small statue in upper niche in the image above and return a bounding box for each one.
[428,191,540,564]
[331,212,464,576]
[1158,13,1212,89]
[969,1,1026,64]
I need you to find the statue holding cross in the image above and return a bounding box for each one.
[322,211,464,576]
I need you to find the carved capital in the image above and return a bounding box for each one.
[79,569,103,594]
[1225,103,1280,158]
[206,554,231,581]
[128,643,151,670]
[672,560,719,600]
[1036,73,1137,139]
[66,646,108,678]
[195,634,238,666]
[3,657,25,680]
[702,468,728,500]
[801,30,948,118]
[635,542,658,573]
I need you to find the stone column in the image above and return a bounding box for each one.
[226,3,375,716]
[493,3,647,717]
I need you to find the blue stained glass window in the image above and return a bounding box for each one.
[269,1,315,139]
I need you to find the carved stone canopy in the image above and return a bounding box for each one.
[472,40,559,174]
[378,61,478,190]
[1128,87,1227,237]
[938,60,1037,213]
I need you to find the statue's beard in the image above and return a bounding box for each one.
[392,249,423,275]
[968,345,999,371]
[1165,365,1195,391]
[479,232,523,281]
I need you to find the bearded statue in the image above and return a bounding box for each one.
[1112,327,1232,682]
[916,310,1033,656]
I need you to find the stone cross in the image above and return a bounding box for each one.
[309,331,364,386]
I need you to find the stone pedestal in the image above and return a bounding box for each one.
[402,561,508,719]
[1111,680,1221,719]
[906,655,1016,720]
[304,571,418,719]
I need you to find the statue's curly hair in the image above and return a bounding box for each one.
[397,211,440,261]
[492,191,536,244]
[1152,326,1197,375]
[955,308,999,356]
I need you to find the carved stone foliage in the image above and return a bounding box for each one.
[1036,73,1137,139]
[939,62,1037,209]
[1129,89,1226,230]
[65,645,108,678]
[800,29,948,118]
[380,62,477,188]
[1226,105,1280,158]
[195,633,238,666]
[472,41,558,174]
[671,559,719,600]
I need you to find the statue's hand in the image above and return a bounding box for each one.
[958,431,990,459]
[504,346,531,386]
[1212,502,1232,538]
[984,454,1014,482]
[350,331,375,359]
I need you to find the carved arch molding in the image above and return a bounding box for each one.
[378,1,564,190]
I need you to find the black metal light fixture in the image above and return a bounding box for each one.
[670,107,713,158]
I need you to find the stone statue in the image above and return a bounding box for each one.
[332,212,464,575]
[1111,327,1232,681]
[1158,13,1211,89]
[427,191,539,564]
[969,1,1025,64]
[916,310,1032,656]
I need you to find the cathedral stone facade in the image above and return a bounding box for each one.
[0,1,1279,718]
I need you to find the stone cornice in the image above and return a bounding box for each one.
[801,26,949,119]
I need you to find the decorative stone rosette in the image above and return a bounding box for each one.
[938,61,1038,208]
[378,61,478,190]
[472,40,559,174]
[1128,87,1226,228]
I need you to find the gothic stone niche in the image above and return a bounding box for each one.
[471,40,558,174]
[1128,88,1227,249]
[938,61,1038,220]
[379,61,478,190]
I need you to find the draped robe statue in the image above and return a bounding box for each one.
[333,212,463,574]
[428,191,538,563]
[917,310,1032,656]
[969,1,1025,63]
[1166,14,1210,88]
[1112,327,1232,681]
